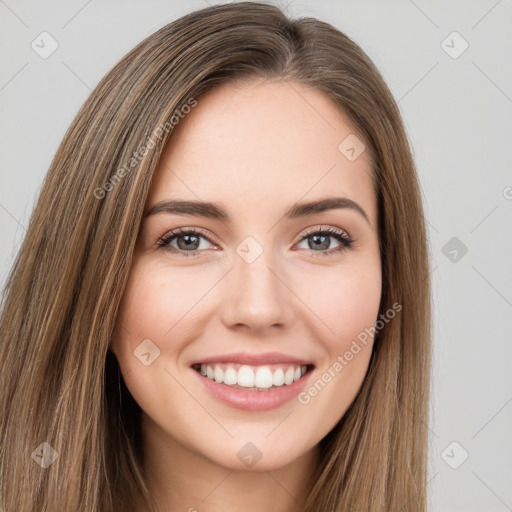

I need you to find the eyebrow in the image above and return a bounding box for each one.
[145,196,370,224]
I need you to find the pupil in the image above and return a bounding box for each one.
[311,234,329,250]
[178,234,199,250]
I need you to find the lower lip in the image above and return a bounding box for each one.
[191,367,313,412]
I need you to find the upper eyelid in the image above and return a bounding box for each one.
[161,227,220,246]
[299,225,352,240]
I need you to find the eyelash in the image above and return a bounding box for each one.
[157,226,354,258]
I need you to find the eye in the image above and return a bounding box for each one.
[294,226,354,257]
[157,227,217,257]
[157,225,354,258]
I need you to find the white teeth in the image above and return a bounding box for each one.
[255,367,273,389]
[214,365,224,383]
[272,368,285,387]
[284,366,295,385]
[223,367,237,386]
[237,365,255,387]
[197,363,309,390]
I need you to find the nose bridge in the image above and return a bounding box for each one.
[219,236,295,330]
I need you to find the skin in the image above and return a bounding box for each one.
[111,77,382,512]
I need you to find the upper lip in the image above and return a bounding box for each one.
[190,352,314,367]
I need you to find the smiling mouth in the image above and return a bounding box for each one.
[191,363,315,391]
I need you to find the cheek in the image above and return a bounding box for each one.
[296,261,382,349]
[291,258,381,413]
[113,259,213,348]
[334,274,381,345]
[110,260,205,416]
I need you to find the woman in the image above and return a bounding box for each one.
[0,2,432,511]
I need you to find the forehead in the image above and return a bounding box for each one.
[147,79,376,226]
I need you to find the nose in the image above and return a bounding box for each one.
[219,247,296,333]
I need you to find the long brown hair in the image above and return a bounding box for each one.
[0,2,431,511]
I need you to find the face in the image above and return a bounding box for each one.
[111,78,382,473]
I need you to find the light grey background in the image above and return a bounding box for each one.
[1,1,511,510]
